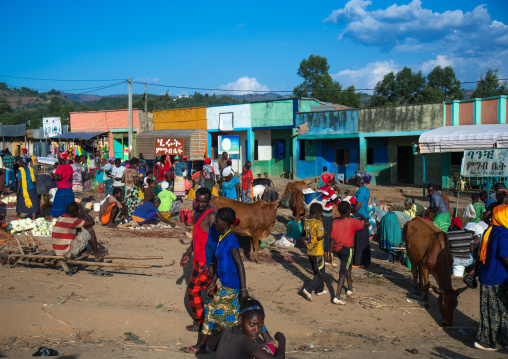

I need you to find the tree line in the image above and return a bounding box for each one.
[292,55,508,108]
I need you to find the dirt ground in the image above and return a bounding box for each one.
[0,180,504,358]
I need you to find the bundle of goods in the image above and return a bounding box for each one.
[0,196,17,208]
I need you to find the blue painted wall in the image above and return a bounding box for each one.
[297,138,359,180]
[296,110,358,136]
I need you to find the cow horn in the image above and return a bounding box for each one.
[456,286,468,295]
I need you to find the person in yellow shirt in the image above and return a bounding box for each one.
[302,203,326,301]
[403,198,426,219]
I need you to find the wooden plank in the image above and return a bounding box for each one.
[65,260,151,269]
[104,256,163,260]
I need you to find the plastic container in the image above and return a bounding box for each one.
[304,191,323,204]
[453,264,465,277]
[93,203,101,212]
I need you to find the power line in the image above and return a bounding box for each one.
[0,75,125,82]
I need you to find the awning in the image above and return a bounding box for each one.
[51,131,108,140]
[136,129,207,160]
[419,124,508,153]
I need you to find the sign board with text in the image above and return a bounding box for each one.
[154,138,184,156]
[219,112,234,131]
[219,135,239,155]
[43,117,62,138]
[461,148,508,177]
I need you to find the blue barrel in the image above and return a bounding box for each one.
[304,191,323,204]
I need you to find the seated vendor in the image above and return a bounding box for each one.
[99,187,129,227]
[130,197,176,226]
[403,198,426,219]
[52,202,107,261]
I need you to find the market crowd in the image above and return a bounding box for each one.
[1,147,506,355]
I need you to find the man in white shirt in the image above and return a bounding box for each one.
[111,158,126,193]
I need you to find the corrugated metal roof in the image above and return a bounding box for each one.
[51,131,108,140]
[0,124,26,137]
[137,129,207,160]
[29,125,70,139]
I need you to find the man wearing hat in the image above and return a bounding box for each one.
[21,148,32,167]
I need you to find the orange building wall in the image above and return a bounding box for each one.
[153,107,207,130]
[481,99,498,124]
[70,109,140,131]
[445,103,452,126]
[459,101,474,125]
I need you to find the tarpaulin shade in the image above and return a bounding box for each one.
[51,131,108,140]
[419,124,508,153]
[136,129,207,160]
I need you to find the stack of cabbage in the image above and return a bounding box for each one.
[31,217,56,236]
[2,196,17,204]
[9,218,35,234]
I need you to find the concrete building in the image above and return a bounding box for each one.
[419,95,508,190]
[294,103,444,186]
[207,98,321,176]
[69,109,152,159]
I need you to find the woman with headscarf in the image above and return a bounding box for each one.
[403,198,426,219]
[474,204,508,351]
[50,152,75,217]
[16,157,39,220]
[352,174,371,267]
[202,158,215,192]
[173,156,186,196]
[319,172,341,262]
[222,167,240,200]
[122,157,142,215]
[379,211,412,262]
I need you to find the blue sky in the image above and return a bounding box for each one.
[1,0,507,96]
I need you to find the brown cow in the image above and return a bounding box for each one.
[280,181,308,201]
[210,197,278,263]
[404,217,465,326]
[289,188,305,220]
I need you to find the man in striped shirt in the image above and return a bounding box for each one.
[447,217,474,266]
[52,201,107,261]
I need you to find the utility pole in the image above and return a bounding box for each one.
[144,83,148,132]
[128,78,133,159]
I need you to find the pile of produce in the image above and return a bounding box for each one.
[0,195,17,208]
[7,218,56,236]
[32,217,56,236]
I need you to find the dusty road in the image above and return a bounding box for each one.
[0,181,502,358]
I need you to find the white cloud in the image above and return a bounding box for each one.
[332,60,400,91]
[419,55,454,73]
[220,76,269,93]
[133,76,160,83]
[325,0,508,58]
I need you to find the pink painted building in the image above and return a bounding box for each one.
[70,109,150,158]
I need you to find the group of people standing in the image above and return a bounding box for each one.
[179,187,285,357]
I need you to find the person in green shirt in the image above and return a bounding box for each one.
[158,181,178,214]
[469,193,485,223]
[403,198,426,219]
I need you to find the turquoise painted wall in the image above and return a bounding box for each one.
[296,110,358,136]
[251,129,293,177]
[251,100,294,128]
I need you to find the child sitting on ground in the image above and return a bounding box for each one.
[52,202,107,261]
[99,187,129,227]
[214,297,286,358]
[330,201,368,305]
[302,203,327,301]
[158,181,181,218]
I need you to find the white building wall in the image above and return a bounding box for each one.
[256,129,271,161]
[206,104,252,130]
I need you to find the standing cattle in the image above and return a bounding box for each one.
[289,188,305,220]
[403,217,465,326]
[280,181,308,202]
[210,197,278,262]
